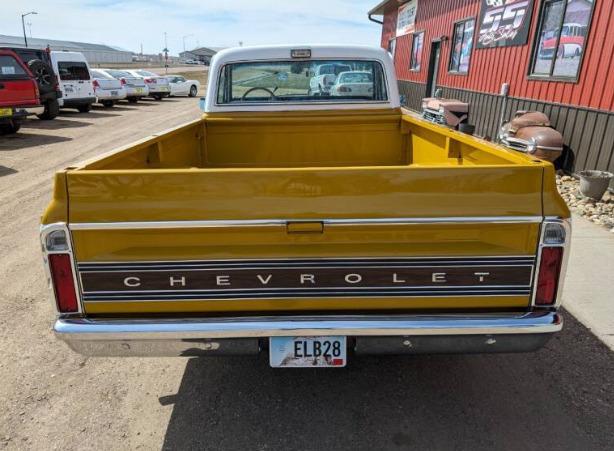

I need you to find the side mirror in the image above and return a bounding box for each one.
[199,97,206,112]
[399,94,407,105]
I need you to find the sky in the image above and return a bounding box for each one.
[1,0,383,55]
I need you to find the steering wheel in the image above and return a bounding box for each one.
[241,87,277,100]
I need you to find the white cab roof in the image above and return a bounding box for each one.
[205,44,399,113]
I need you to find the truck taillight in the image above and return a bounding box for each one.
[533,221,569,306]
[535,247,563,305]
[120,78,126,85]
[42,227,79,314]
[144,78,153,83]
[92,79,100,89]
[49,254,79,313]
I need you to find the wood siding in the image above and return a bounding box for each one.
[382,0,614,111]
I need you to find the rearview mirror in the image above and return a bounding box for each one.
[199,97,206,112]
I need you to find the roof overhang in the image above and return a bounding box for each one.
[368,0,408,16]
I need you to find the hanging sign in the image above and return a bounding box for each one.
[476,0,534,48]
[396,0,419,37]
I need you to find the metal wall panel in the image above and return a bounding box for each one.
[381,0,614,111]
[398,80,614,178]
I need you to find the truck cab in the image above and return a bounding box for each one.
[42,45,570,366]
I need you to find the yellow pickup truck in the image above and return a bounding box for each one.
[42,45,570,367]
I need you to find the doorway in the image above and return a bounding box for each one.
[426,40,441,98]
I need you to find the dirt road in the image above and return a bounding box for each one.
[1,98,613,450]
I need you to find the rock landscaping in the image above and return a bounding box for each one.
[557,175,614,231]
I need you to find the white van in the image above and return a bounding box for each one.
[50,51,96,112]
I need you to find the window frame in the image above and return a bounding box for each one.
[409,31,425,72]
[527,0,597,83]
[388,38,397,62]
[214,59,390,107]
[448,17,476,76]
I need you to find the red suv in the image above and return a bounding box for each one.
[0,49,43,134]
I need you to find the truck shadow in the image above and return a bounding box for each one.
[0,133,72,150]
[161,312,613,450]
[21,118,91,130]
[60,111,122,118]
[0,165,17,177]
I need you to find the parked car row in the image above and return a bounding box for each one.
[0,47,201,135]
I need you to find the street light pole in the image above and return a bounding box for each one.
[21,11,37,48]
[182,34,194,53]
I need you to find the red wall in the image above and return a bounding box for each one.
[380,0,614,111]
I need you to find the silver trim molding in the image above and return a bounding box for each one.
[68,216,543,230]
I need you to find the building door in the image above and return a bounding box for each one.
[426,40,441,97]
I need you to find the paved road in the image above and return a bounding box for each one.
[0,98,612,450]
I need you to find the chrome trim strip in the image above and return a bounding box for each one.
[54,312,563,342]
[68,216,543,230]
[77,256,536,267]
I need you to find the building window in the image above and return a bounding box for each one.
[409,31,424,71]
[530,0,595,80]
[449,18,475,74]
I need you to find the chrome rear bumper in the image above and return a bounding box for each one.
[54,311,562,357]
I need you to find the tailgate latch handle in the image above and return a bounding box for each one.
[286,221,324,234]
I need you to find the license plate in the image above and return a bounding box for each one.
[269,336,346,368]
[159,86,168,91]
[135,88,143,94]
[64,86,74,92]
[110,90,118,95]
[0,107,12,117]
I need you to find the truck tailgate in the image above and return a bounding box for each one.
[64,164,544,315]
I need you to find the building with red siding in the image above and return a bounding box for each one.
[368,0,613,176]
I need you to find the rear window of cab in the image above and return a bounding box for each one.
[216,59,388,105]
[0,55,27,79]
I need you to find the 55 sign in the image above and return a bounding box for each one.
[477,0,534,48]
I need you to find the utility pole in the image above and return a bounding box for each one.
[21,11,37,47]
[182,34,193,53]
[163,32,169,74]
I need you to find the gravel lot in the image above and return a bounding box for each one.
[0,100,613,450]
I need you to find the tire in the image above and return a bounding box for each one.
[27,59,55,95]
[77,104,92,113]
[37,99,60,120]
[101,100,114,108]
[188,85,197,97]
[153,94,163,101]
[0,120,21,135]
[127,97,138,103]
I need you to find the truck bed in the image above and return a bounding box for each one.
[77,109,534,170]
[43,109,568,316]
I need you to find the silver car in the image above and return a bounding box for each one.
[124,70,171,101]
[97,69,149,103]
[90,69,126,107]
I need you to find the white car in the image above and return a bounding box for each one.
[123,70,170,100]
[330,71,374,98]
[97,69,149,103]
[309,63,352,96]
[50,51,95,112]
[167,75,200,97]
[90,69,126,107]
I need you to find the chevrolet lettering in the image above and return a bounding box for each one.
[42,45,570,368]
